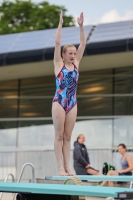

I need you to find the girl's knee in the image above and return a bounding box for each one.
[63,133,71,141]
[63,132,71,142]
[57,135,63,141]
[108,170,115,175]
[55,132,64,141]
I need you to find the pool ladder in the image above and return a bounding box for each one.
[0,173,15,200]
[0,163,35,200]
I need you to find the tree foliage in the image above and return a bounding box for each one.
[0,0,75,35]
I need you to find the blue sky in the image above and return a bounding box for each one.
[0,0,133,25]
[33,0,133,25]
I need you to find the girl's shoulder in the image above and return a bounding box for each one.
[124,155,132,162]
[126,155,132,159]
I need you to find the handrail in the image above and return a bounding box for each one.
[17,163,35,183]
[12,163,35,200]
[0,173,15,200]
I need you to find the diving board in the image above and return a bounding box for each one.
[0,182,133,200]
[45,175,133,182]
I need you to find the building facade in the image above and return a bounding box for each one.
[0,20,133,180]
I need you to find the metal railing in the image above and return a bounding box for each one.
[12,163,35,200]
[0,173,15,200]
[17,163,35,183]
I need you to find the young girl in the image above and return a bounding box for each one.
[100,143,133,187]
[52,11,86,176]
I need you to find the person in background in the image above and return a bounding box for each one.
[73,134,100,175]
[100,143,133,187]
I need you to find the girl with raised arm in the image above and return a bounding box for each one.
[52,11,86,176]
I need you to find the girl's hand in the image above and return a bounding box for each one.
[77,12,84,26]
[59,10,63,25]
[117,169,124,173]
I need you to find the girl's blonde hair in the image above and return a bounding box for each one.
[77,134,84,141]
[62,44,76,53]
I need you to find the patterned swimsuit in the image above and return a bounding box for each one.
[53,64,79,114]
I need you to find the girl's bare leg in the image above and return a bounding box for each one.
[100,170,119,186]
[52,102,67,176]
[63,104,77,175]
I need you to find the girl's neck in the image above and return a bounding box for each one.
[64,62,73,67]
[122,152,126,157]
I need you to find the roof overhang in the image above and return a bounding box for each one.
[0,51,133,81]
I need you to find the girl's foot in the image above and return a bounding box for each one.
[65,168,74,176]
[59,166,68,176]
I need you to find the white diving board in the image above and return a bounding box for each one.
[45,175,133,182]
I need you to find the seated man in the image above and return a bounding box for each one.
[100,143,133,187]
[73,134,100,175]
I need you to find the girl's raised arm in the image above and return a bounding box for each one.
[54,10,64,74]
[75,12,86,67]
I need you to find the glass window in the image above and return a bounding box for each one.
[18,120,53,148]
[115,66,133,94]
[115,76,133,94]
[0,80,18,97]
[0,121,17,129]
[115,66,133,75]
[113,116,133,146]
[0,152,16,179]
[0,65,133,150]
[19,99,52,118]
[18,119,52,127]
[17,119,112,148]
[21,76,55,96]
[114,97,133,115]
[0,99,18,118]
[72,119,112,148]
[0,124,17,147]
[0,80,18,118]
[77,97,112,116]
[78,70,112,95]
